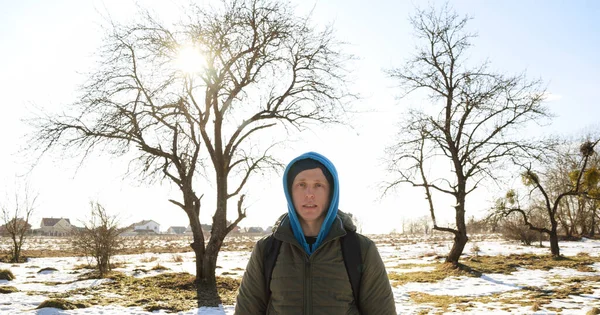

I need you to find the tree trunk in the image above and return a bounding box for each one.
[446,195,468,265]
[549,224,560,257]
[446,231,468,264]
[591,207,596,237]
[197,239,222,306]
[11,236,20,263]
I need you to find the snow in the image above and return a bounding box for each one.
[1,236,600,314]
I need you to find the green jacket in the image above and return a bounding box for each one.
[234,212,396,315]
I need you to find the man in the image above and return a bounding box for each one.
[235,152,396,314]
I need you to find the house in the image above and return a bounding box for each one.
[246,226,264,234]
[40,218,73,236]
[133,220,160,233]
[184,224,212,235]
[166,226,187,234]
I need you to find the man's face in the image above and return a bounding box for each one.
[291,167,331,226]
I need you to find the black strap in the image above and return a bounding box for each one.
[341,230,362,309]
[263,235,282,302]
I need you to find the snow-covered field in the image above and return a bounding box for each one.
[1,235,600,314]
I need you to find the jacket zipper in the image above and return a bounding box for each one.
[304,258,311,315]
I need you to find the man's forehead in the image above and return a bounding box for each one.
[293,168,327,181]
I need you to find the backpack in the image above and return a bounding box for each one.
[263,230,363,309]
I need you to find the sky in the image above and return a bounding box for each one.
[1,0,599,234]
[2,236,600,313]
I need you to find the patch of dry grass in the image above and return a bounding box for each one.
[389,263,433,269]
[141,256,158,263]
[151,263,169,271]
[0,269,15,280]
[398,255,600,312]
[0,286,18,294]
[388,262,477,286]
[46,272,240,313]
[172,254,184,262]
[36,298,88,310]
[462,254,600,274]
[587,307,600,315]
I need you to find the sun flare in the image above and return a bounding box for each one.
[175,45,206,74]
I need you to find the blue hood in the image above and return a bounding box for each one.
[282,152,339,255]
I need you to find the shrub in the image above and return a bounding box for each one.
[500,214,542,245]
[72,202,125,278]
[587,307,600,315]
[36,299,88,310]
[0,269,15,281]
[151,263,169,271]
[470,243,481,257]
[0,286,18,294]
[38,267,58,274]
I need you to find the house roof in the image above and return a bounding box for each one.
[41,218,71,227]
[133,220,159,226]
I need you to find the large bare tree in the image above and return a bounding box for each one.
[384,5,550,265]
[495,140,599,256]
[1,186,37,263]
[30,0,352,305]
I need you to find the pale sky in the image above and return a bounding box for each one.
[1,0,599,234]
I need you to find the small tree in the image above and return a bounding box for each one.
[72,202,124,277]
[495,140,599,256]
[1,186,37,263]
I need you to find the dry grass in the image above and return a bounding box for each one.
[172,254,184,262]
[44,272,240,312]
[0,286,18,294]
[388,263,433,269]
[36,298,88,310]
[37,267,58,273]
[0,269,15,280]
[151,263,169,271]
[394,254,600,312]
[141,256,158,263]
[462,253,600,274]
[587,307,600,315]
[388,262,478,286]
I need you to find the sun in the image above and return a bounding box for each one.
[175,45,206,74]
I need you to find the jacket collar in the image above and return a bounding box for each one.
[272,210,357,247]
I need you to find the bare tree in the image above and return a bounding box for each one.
[72,202,124,277]
[29,0,352,305]
[495,140,599,256]
[1,186,37,263]
[546,141,600,237]
[384,5,551,265]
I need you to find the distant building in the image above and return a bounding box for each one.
[39,218,73,236]
[133,220,160,233]
[184,224,213,235]
[247,226,264,234]
[166,226,187,234]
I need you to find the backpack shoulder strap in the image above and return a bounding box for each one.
[263,234,282,301]
[341,230,363,308]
